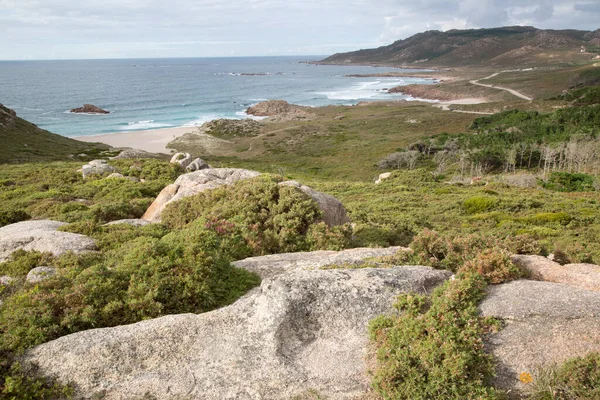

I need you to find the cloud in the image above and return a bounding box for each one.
[0,0,598,60]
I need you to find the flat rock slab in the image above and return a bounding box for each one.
[0,220,97,262]
[480,280,600,398]
[233,246,408,279]
[512,254,600,291]
[24,266,452,400]
[103,219,152,227]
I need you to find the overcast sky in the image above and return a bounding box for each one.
[1,0,599,60]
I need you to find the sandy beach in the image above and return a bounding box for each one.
[75,126,196,153]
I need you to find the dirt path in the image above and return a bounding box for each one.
[470,72,533,101]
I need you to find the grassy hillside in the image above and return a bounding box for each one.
[320,26,600,68]
[0,104,109,164]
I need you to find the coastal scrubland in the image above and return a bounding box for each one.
[1,59,600,398]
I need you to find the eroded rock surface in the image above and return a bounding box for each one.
[24,264,451,400]
[0,220,97,262]
[170,152,193,169]
[511,254,600,291]
[480,280,600,398]
[233,246,407,279]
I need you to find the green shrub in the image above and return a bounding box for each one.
[0,361,73,400]
[0,210,30,228]
[525,353,600,400]
[161,176,351,255]
[541,172,596,192]
[0,227,260,353]
[369,273,502,399]
[458,248,523,284]
[463,196,499,214]
[0,250,53,278]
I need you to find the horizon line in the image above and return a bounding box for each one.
[0,55,329,62]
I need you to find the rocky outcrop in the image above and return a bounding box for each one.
[26,266,57,284]
[170,152,193,169]
[111,149,165,160]
[246,100,314,121]
[480,280,600,397]
[186,158,211,172]
[0,220,97,262]
[141,168,261,222]
[511,255,600,291]
[0,104,17,129]
[279,181,350,227]
[199,119,262,138]
[103,219,152,227]
[24,259,452,400]
[81,160,117,178]
[141,170,351,226]
[70,104,110,114]
[233,246,407,279]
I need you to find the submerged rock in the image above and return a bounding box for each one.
[70,104,109,114]
[0,220,97,262]
[24,263,452,399]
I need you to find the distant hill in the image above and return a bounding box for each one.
[320,26,600,68]
[0,104,109,163]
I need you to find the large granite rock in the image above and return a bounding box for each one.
[70,104,109,114]
[141,168,262,222]
[141,169,351,227]
[0,220,97,262]
[24,264,452,399]
[81,160,117,178]
[279,181,350,227]
[186,158,211,172]
[170,152,193,169]
[111,149,165,160]
[511,255,600,291]
[480,280,600,398]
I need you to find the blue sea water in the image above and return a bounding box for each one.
[0,56,433,137]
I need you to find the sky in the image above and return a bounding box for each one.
[1,0,599,60]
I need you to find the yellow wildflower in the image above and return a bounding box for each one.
[519,372,533,384]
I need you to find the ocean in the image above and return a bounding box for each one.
[0,56,433,137]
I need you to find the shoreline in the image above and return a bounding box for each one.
[75,126,196,154]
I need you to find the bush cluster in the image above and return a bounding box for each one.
[161,175,352,255]
[526,353,600,399]
[369,273,502,399]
